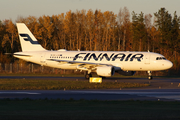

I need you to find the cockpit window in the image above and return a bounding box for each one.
[156,57,166,60]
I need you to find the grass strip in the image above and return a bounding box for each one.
[0,99,180,120]
[0,79,149,90]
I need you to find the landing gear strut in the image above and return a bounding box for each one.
[147,71,153,80]
[85,71,92,79]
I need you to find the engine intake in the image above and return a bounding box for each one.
[117,70,136,76]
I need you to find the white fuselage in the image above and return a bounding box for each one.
[14,23,173,79]
[14,50,173,72]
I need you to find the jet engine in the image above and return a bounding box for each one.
[96,66,115,77]
[116,70,136,76]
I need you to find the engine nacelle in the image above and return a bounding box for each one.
[96,66,115,77]
[117,70,136,76]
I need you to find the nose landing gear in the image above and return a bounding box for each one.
[148,71,153,80]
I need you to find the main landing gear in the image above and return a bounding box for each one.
[85,71,92,79]
[148,71,153,80]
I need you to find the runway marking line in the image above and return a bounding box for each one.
[70,91,180,101]
[0,92,41,94]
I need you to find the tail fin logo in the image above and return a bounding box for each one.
[19,34,39,44]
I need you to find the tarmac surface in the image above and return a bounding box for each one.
[0,76,180,101]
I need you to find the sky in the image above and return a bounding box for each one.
[0,0,180,23]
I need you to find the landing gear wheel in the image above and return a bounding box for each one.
[148,76,153,80]
[85,73,92,79]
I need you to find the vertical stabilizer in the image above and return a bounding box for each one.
[16,23,46,52]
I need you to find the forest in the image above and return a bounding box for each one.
[0,7,180,75]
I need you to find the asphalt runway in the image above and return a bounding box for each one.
[0,76,180,101]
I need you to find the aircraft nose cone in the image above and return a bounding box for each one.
[163,60,173,69]
[168,61,173,69]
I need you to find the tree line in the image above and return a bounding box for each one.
[0,7,180,74]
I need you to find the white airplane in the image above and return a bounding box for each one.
[14,23,173,80]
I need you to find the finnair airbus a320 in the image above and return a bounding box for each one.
[14,23,173,80]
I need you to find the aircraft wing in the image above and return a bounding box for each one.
[47,59,112,69]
